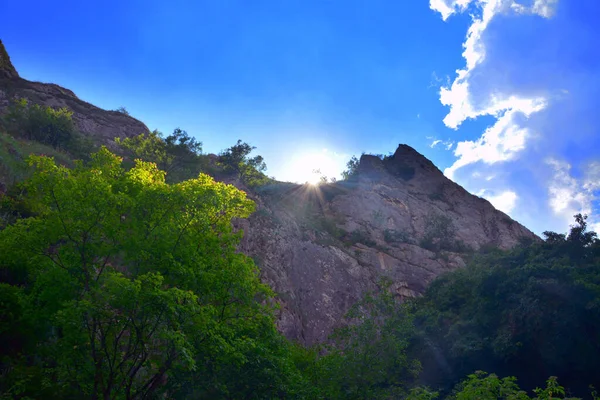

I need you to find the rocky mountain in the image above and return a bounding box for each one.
[0,40,538,346]
[0,40,149,146]
[236,147,537,344]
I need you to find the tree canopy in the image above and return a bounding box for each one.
[0,148,305,399]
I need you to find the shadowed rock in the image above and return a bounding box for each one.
[0,39,149,146]
[237,145,538,345]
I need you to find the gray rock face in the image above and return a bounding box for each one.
[0,40,149,146]
[238,146,537,345]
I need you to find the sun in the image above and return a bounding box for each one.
[283,149,343,184]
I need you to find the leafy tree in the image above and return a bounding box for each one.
[0,148,303,399]
[341,155,359,180]
[413,215,600,397]
[312,280,421,399]
[219,139,269,186]
[116,128,204,182]
[3,98,75,149]
[115,130,173,171]
[114,106,130,115]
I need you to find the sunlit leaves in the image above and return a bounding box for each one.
[0,147,284,398]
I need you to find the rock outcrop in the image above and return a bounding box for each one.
[237,146,537,345]
[0,40,149,146]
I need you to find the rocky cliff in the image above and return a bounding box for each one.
[0,40,538,346]
[0,40,149,146]
[237,146,537,344]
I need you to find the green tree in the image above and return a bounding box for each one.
[219,139,269,186]
[115,130,173,171]
[114,106,130,115]
[0,148,301,399]
[313,281,421,399]
[116,128,204,182]
[341,155,359,180]
[413,215,600,398]
[3,98,76,149]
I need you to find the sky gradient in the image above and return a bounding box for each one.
[1,0,599,235]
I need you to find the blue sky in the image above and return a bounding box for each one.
[1,0,599,235]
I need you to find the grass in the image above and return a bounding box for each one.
[0,131,73,189]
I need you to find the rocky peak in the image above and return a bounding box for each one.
[0,39,149,146]
[239,144,538,345]
[0,40,19,79]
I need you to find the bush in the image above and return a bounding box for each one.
[414,216,600,397]
[116,129,205,183]
[384,229,411,244]
[341,155,360,180]
[3,98,75,149]
[219,139,271,187]
[345,228,376,247]
[419,213,470,253]
[114,106,130,115]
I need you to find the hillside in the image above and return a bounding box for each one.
[1,39,599,400]
[0,39,537,344]
[0,40,149,147]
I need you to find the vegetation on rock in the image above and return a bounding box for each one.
[1,100,599,399]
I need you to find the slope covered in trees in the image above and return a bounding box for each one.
[0,100,599,398]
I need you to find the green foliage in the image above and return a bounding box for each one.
[1,98,94,158]
[384,228,411,244]
[413,215,600,398]
[116,128,205,183]
[0,148,307,399]
[219,139,270,187]
[3,98,73,148]
[114,106,130,115]
[0,132,75,229]
[341,155,360,180]
[311,282,421,399]
[372,209,385,227]
[421,213,471,253]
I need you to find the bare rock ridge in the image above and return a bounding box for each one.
[0,40,19,80]
[0,40,149,145]
[0,40,538,345]
[238,145,537,344]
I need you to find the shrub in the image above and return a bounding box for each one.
[116,129,205,183]
[114,106,130,115]
[3,98,75,149]
[420,213,471,253]
[341,155,360,180]
[219,139,270,187]
[384,229,411,244]
[346,228,376,247]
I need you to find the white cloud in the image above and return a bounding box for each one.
[430,139,442,148]
[533,0,559,18]
[434,0,556,178]
[444,107,539,179]
[430,138,456,150]
[478,189,518,213]
[430,0,600,234]
[430,0,474,21]
[546,158,599,229]
[583,161,600,192]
